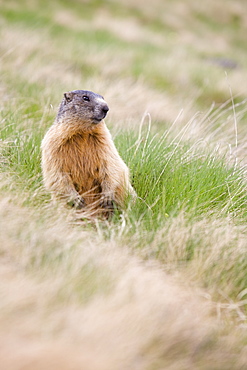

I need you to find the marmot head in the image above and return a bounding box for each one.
[57,90,109,128]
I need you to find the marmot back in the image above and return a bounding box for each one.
[41,90,135,218]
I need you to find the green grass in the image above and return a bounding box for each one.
[2,103,247,229]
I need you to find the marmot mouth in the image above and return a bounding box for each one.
[93,113,107,123]
[92,117,103,124]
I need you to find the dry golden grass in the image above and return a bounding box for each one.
[1,0,246,128]
[0,196,247,369]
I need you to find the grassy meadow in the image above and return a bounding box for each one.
[1,0,247,368]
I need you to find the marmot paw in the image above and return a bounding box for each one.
[68,196,85,209]
[100,197,115,211]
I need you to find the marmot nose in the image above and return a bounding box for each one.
[94,103,109,122]
[102,104,109,114]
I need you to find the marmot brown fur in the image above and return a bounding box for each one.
[41,89,135,218]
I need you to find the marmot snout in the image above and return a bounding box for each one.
[41,89,135,218]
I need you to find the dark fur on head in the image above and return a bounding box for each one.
[56,90,109,127]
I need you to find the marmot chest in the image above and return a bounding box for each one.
[62,134,107,186]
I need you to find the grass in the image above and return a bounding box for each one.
[2,104,247,225]
[1,0,247,368]
[2,94,247,310]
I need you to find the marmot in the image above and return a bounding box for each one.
[41,89,135,218]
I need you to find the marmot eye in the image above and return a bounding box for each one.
[83,96,90,102]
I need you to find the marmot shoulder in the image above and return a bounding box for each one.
[41,89,135,218]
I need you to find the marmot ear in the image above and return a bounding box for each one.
[64,92,73,103]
